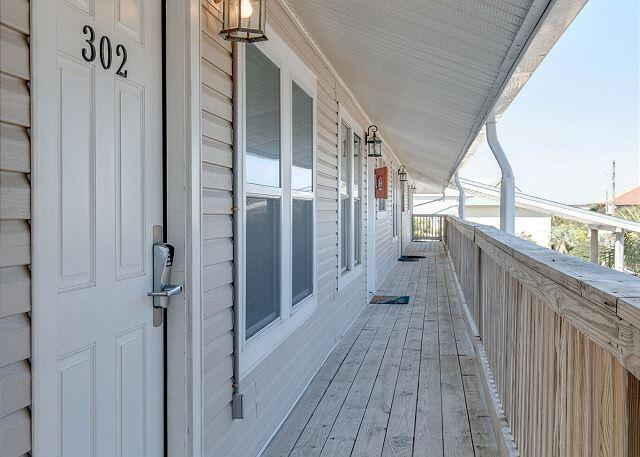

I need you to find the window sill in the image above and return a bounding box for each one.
[239,293,317,378]
[338,264,365,292]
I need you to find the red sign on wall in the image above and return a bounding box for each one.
[374,167,388,199]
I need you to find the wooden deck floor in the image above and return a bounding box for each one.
[263,241,499,457]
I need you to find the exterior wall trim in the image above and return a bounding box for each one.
[31,0,59,453]
[166,0,203,455]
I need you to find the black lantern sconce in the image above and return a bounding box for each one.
[218,0,268,43]
[398,165,408,182]
[365,125,382,158]
[410,184,417,194]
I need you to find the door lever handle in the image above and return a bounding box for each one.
[148,284,183,298]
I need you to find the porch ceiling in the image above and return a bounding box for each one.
[284,0,581,192]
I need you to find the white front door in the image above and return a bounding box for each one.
[55,0,164,455]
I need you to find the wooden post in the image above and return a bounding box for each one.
[473,244,482,339]
[441,216,446,243]
[630,373,640,456]
[614,229,625,272]
[589,227,599,264]
[411,215,414,242]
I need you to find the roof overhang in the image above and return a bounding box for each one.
[450,0,589,187]
[284,0,588,192]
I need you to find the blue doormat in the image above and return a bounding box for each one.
[398,255,425,262]
[370,295,410,305]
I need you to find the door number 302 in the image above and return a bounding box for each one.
[82,25,128,78]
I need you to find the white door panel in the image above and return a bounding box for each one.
[56,0,164,455]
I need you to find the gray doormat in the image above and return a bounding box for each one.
[370,295,410,304]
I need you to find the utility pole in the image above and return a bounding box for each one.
[606,161,625,271]
[607,161,616,215]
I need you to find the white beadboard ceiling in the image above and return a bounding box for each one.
[284,0,577,191]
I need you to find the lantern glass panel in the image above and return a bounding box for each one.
[221,0,267,42]
[399,167,407,182]
[368,137,382,157]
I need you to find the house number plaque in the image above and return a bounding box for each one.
[82,25,128,78]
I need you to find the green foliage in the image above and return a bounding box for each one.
[600,236,615,268]
[571,239,592,261]
[599,206,640,275]
[549,216,588,255]
[548,208,640,276]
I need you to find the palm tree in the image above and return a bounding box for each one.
[550,225,577,254]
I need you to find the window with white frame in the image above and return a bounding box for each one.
[353,133,362,265]
[245,44,282,339]
[239,32,317,373]
[392,170,398,238]
[340,122,350,274]
[291,81,314,305]
[338,110,364,279]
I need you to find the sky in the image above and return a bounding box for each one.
[459,0,639,205]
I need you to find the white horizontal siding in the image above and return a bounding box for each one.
[200,3,236,450]
[0,2,31,455]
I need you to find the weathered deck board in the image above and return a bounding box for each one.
[264,241,499,457]
[320,305,401,457]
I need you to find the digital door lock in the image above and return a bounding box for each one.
[148,242,183,311]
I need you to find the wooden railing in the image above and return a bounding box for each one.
[443,216,640,457]
[412,214,443,241]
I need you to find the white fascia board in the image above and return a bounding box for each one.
[460,178,640,233]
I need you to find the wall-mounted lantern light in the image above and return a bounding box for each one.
[398,165,408,182]
[365,125,382,158]
[410,184,417,194]
[219,0,267,43]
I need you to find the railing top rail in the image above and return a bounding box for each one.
[445,215,640,376]
[446,216,640,314]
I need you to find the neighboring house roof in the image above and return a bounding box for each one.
[588,186,640,207]
[614,187,640,206]
[413,193,548,216]
[465,195,499,206]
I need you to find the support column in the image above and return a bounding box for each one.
[454,172,466,219]
[590,227,599,264]
[615,229,625,272]
[486,120,515,234]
